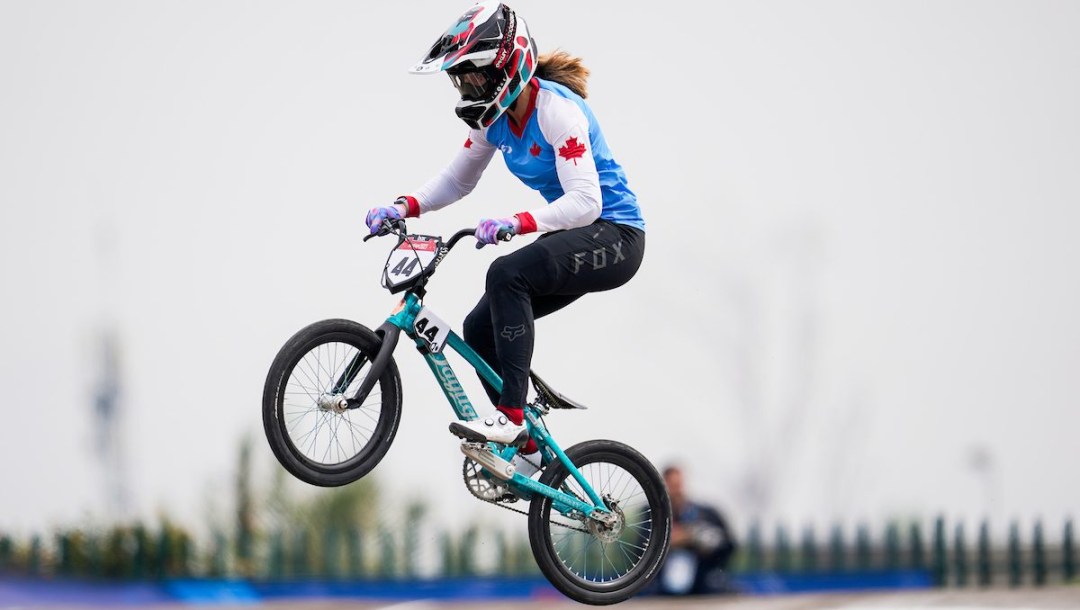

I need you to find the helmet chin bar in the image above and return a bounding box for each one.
[449,62,514,129]
[455,103,502,130]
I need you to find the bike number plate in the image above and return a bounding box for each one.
[413,307,451,354]
[383,237,438,289]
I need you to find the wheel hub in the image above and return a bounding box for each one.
[588,497,625,543]
[316,393,349,414]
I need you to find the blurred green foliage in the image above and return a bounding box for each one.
[1,435,535,582]
[3,436,1073,587]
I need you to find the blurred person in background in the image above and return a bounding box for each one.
[658,465,739,595]
[364,0,645,474]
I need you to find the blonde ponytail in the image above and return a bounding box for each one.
[535,50,590,99]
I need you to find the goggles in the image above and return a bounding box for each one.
[448,65,501,102]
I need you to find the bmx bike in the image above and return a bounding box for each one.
[262,218,670,605]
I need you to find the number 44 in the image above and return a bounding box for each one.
[412,307,450,353]
[392,257,421,277]
[414,317,440,343]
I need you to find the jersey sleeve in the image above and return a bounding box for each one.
[522,97,602,233]
[410,129,496,213]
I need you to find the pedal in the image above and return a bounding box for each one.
[460,442,516,481]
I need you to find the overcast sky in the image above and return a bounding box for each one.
[2,0,1078,543]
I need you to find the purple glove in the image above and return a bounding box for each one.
[365,204,403,235]
[475,217,520,246]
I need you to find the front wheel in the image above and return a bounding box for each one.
[528,440,671,605]
[262,319,402,487]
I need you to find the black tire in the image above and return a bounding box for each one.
[262,319,402,487]
[528,440,671,605]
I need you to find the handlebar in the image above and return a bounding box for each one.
[445,227,478,250]
[364,219,513,250]
[362,218,407,242]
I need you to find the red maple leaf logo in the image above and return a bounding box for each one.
[529,142,541,157]
[558,136,586,165]
[464,138,473,149]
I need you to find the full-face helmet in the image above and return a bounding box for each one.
[410,1,538,129]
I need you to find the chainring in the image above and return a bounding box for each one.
[462,457,513,502]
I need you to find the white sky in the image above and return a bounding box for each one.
[2,0,1078,545]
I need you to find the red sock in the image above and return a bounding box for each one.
[496,406,538,454]
[496,405,523,425]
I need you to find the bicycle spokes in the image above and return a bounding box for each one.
[282,340,383,466]
[546,461,654,583]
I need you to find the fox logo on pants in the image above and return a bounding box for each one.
[500,324,526,342]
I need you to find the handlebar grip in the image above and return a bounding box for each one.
[363,218,408,243]
[475,227,515,249]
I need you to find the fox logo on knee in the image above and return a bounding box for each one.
[500,324,526,342]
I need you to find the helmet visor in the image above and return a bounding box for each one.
[449,68,497,102]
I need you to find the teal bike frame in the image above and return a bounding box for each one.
[384,292,610,520]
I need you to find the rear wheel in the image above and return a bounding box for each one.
[262,319,402,487]
[528,440,671,605]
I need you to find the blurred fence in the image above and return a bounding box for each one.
[0,516,1075,588]
[733,516,1077,588]
[0,523,536,582]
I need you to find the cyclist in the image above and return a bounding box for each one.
[365,1,645,462]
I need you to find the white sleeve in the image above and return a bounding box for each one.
[528,97,602,232]
[411,129,496,213]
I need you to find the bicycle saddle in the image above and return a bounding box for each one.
[529,371,588,410]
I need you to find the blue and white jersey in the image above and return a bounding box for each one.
[411,77,644,233]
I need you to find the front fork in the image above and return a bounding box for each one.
[340,320,401,407]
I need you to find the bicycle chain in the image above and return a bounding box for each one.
[461,459,591,534]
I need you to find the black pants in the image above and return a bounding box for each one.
[463,219,645,408]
